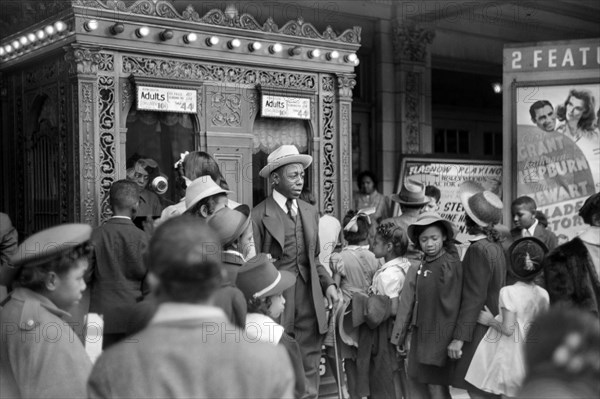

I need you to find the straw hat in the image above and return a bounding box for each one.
[11,224,92,268]
[407,212,457,244]
[185,175,231,210]
[459,181,503,227]
[207,205,251,247]
[391,178,430,206]
[507,237,548,281]
[236,254,296,299]
[259,145,312,178]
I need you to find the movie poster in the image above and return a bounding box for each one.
[400,158,503,244]
[515,83,600,240]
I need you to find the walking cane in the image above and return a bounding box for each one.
[330,301,344,399]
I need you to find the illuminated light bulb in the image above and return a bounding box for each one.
[269,43,282,54]
[206,36,219,46]
[327,51,339,60]
[19,36,28,46]
[492,83,502,94]
[27,33,36,43]
[83,20,98,32]
[11,40,20,50]
[249,41,262,52]
[0,47,5,56]
[44,25,55,35]
[136,26,150,38]
[54,21,67,32]
[183,33,197,44]
[308,49,321,58]
[36,30,46,40]
[4,45,13,53]
[344,53,358,63]
[227,38,241,49]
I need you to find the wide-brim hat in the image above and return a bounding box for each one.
[259,145,312,178]
[9,224,92,286]
[236,253,296,299]
[507,237,548,281]
[391,178,430,206]
[459,181,503,227]
[207,205,251,247]
[185,175,231,210]
[407,212,457,244]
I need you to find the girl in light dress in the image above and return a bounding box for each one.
[465,237,550,397]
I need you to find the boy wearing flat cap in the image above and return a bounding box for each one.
[252,144,339,399]
[0,224,93,399]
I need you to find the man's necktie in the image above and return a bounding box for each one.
[286,199,296,222]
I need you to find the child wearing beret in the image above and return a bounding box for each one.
[0,224,93,399]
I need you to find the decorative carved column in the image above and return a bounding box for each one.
[65,44,103,226]
[336,73,356,217]
[392,22,435,154]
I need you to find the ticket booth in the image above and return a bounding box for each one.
[0,0,360,235]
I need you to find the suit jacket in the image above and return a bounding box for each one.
[88,308,294,398]
[89,217,148,334]
[510,223,558,251]
[252,196,334,334]
[0,213,18,298]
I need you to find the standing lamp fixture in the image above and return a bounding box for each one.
[227,38,241,49]
[83,20,98,32]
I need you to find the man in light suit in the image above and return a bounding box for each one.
[88,216,294,399]
[252,145,339,399]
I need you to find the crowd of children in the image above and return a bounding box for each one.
[0,146,599,399]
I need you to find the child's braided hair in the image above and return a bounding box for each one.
[376,221,408,257]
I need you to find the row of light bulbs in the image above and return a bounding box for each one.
[1,19,359,65]
[83,20,359,64]
[0,21,67,57]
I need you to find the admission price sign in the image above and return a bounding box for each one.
[261,95,310,119]
[137,86,197,114]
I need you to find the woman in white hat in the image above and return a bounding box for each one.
[447,183,507,398]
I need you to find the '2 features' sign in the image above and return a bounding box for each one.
[261,95,310,119]
[137,86,197,113]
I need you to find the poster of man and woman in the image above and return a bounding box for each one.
[515,83,600,239]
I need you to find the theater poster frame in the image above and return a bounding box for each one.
[511,78,600,241]
[397,157,502,244]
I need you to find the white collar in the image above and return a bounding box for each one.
[469,234,487,243]
[380,256,411,272]
[272,189,297,214]
[580,226,600,246]
[525,219,539,236]
[245,313,284,345]
[346,244,370,251]
[110,215,131,220]
[150,302,227,325]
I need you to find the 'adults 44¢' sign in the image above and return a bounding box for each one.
[137,86,197,114]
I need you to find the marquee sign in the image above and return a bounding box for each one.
[136,86,197,113]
